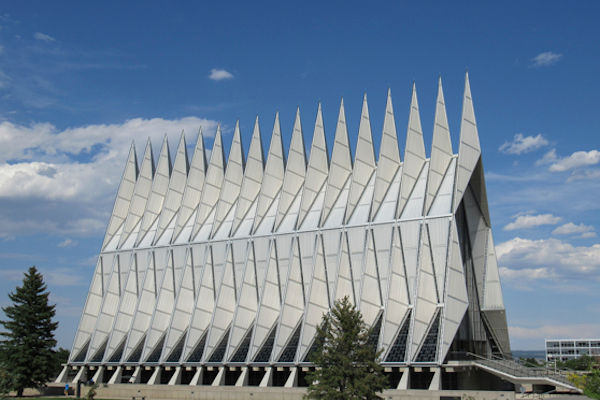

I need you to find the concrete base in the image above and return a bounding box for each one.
[94,384,516,400]
[428,368,441,390]
[128,366,141,384]
[398,369,409,390]
[285,367,298,388]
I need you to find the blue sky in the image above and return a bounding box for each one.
[0,1,599,351]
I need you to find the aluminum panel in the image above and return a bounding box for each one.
[103,144,138,250]
[321,100,352,225]
[233,118,264,235]
[371,90,400,220]
[253,114,285,233]
[425,78,453,215]
[203,244,238,362]
[397,85,426,218]
[381,227,410,355]
[275,109,306,231]
[161,248,195,363]
[226,243,259,361]
[345,94,376,223]
[173,129,206,243]
[248,240,281,361]
[429,158,456,216]
[359,230,383,327]
[334,231,355,304]
[454,73,482,214]
[155,133,188,244]
[211,123,244,236]
[191,128,225,239]
[483,229,505,310]
[409,226,439,362]
[297,104,328,228]
[298,234,330,361]
[118,140,154,248]
[136,136,171,247]
[272,237,305,362]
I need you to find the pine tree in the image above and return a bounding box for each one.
[0,266,58,397]
[305,296,387,400]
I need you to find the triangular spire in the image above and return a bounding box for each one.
[320,99,352,225]
[275,108,306,230]
[118,140,154,248]
[381,227,410,355]
[410,225,439,361]
[204,244,238,361]
[334,232,355,304]
[299,234,330,360]
[359,230,383,327]
[103,143,138,249]
[136,135,172,246]
[211,122,245,236]
[370,90,401,220]
[232,117,264,234]
[226,243,258,361]
[273,237,305,361]
[297,104,329,228]
[253,113,285,232]
[425,78,453,215]
[191,126,225,240]
[248,241,281,361]
[345,94,376,223]
[155,132,189,244]
[162,249,195,363]
[173,127,206,242]
[397,83,426,218]
[182,246,216,362]
[454,72,488,219]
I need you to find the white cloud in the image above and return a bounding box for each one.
[497,237,600,283]
[0,116,218,237]
[57,238,76,248]
[548,150,600,172]
[499,133,549,155]
[503,213,561,231]
[33,32,55,42]
[208,68,234,81]
[552,222,595,236]
[531,51,562,67]
[567,169,600,182]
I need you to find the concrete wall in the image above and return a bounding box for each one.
[95,384,515,400]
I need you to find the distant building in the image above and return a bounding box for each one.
[546,339,600,361]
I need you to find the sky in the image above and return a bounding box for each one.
[0,1,598,351]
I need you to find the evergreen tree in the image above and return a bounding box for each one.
[305,296,387,400]
[0,266,58,397]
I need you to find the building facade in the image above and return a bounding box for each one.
[65,74,512,388]
[546,339,600,361]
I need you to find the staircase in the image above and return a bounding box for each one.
[466,353,580,392]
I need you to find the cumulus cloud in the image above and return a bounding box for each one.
[33,32,55,42]
[0,117,218,238]
[208,68,234,81]
[548,150,600,172]
[531,51,562,67]
[503,213,561,231]
[552,222,594,235]
[497,237,600,283]
[57,238,76,248]
[499,133,549,155]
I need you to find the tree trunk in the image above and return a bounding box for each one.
[16,387,23,397]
